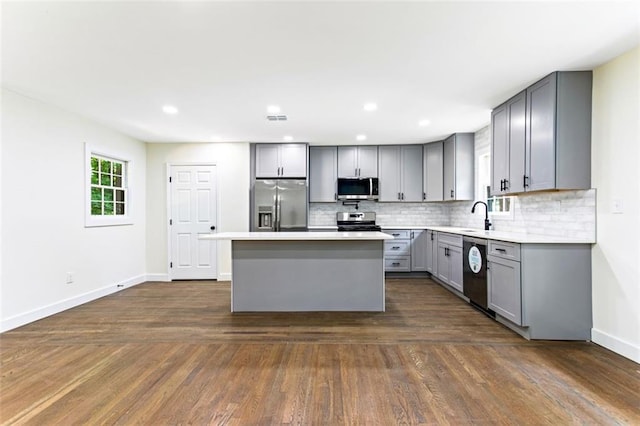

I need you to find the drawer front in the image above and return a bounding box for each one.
[383,229,411,239]
[385,256,411,272]
[437,232,463,248]
[384,240,411,256]
[488,241,521,261]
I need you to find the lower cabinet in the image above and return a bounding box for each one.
[383,230,411,272]
[436,232,463,292]
[488,255,522,325]
[410,230,428,271]
[425,230,437,275]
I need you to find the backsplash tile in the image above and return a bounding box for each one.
[309,201,449,227]
[449,189,596,240]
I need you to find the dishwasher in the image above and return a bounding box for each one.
[462,236,491,313]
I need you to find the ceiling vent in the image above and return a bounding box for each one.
[266,115,288,121]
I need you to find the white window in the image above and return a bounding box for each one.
[85,144,133,227]
[488,195,514,217]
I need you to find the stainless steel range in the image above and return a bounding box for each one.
[336,212,381,232]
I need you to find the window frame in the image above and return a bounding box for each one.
[85,143,134,227]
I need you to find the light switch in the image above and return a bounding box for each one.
[612,199,623,214]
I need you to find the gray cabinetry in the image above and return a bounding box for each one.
[490,71,592,195]
[425,229,437,275]
[338,146,378,177]
[443,133,474,201]
[491,91,526,195]
[525,71,592,192]
[410,229,428,271]
[383,229,411,272]
[309,146,337,202]
[378,145,423,202]
[423,141,444,202]
[256,143,307,178]
[436,232,463,291]
[488,241,522,325]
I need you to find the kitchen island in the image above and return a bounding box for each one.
[200,231,393,312]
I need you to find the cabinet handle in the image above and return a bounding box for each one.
[450,189,454,198]
[495,248,507,253]
[401,193,405,200]
[423,192,426,200]
[392,246,401,250]
[392,262,400,266]
[523,175,529,188]
[392,233,400,237]
[430,233,434,241]
[500,179,503,192]
[334,193,337,201]
[504,179,509,191]
[398,192,401,200]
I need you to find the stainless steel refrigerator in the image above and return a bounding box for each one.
[253,179,307,231]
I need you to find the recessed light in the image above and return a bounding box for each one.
[363,102,378,112]
[356,134,367,141]
[267,105,281,114]
[162,105,178,115]
[418,119,431,127]
[283,136,293,142]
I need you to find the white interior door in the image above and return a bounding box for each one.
[170,164,217,280]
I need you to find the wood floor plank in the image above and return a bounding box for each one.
[1,278,638,425]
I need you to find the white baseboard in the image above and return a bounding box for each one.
[592,328,640,364]
[0,274,146,333]
[218,272,232,281]
[145,273,170,282]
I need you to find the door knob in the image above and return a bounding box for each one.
[210,226,216,230]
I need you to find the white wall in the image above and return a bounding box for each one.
[1,89,147,331]
[145,143,250,281]
[591,46,640,363]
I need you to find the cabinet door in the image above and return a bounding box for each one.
[357,146,379,177]
[526,74,557,191]
[337,146,358,177]
[507,91,526,193]
[255,144,281,178]
[488,257,522,325]
[378,146,402,201]
[447,245,463,292]
[491,103,509,196]
[401,145,424,201]
[436,242,450,284]
[424,141,444,202]
[425,230,437,274]
[410,230,428,272]
[443,135,456,200]
[279,144,307,178]
[309,146,337,202]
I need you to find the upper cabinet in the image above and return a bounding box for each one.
[443,133,474,201]
[423,141,444,202]
[255,144,307,178]
[337,146,378,178]
[491,91,526,195]
[491,71,592,195]
[309,146,337,202]
[378,145,423,202]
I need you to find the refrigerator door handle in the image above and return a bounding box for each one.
[276,193,282,231]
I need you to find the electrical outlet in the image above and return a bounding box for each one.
[66,272,74,284]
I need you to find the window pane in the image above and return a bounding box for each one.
[116,189,125,202]
[100,159,111,173]
[91,186,102,201]
[101,173,111,185]
[91,172,99,185]
[104,202,114,215]
[91,157,99,171]
[104,188,114,202]
[113,163,122,176]
[115,203,125,215]
[113,176,122,187]
[91,201,102,215]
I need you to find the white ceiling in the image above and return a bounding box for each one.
[2,1,639,145]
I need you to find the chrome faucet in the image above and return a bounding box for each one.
[471,201,492,231]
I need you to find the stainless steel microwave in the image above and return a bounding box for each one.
[337,177,379,200]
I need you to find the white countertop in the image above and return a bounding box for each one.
[424,226,595,244]
[200,231,394,241]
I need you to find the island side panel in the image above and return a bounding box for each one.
[231,239,385,312]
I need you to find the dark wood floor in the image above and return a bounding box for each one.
[1,278,638,425]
